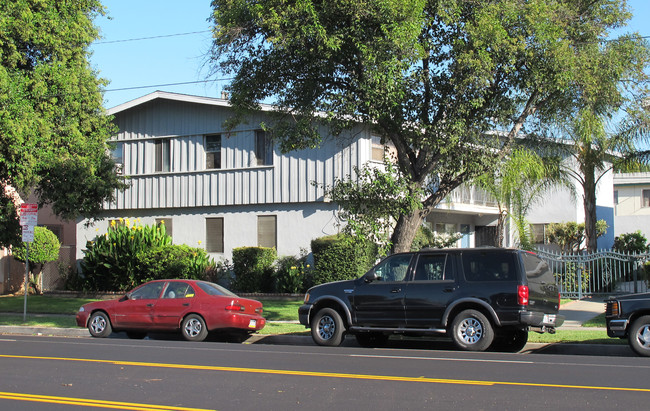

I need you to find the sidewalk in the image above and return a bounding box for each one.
[558,296,606,328]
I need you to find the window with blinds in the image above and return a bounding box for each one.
[206,217,224,253]
[205,134,221,169]
[155,139,170,172]
[257,215,277,249]
[371,135,385,162]
[155,218,172,238]
[255,130,273,166]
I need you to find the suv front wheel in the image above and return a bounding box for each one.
[628,315,650,356]
[451,309,494,351]
[311,307,346,346]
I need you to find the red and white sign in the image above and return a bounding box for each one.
[20,203,38,242]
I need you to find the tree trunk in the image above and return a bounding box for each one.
[583,168,598,253]
[390,211,427,253]
[495,209,507,248]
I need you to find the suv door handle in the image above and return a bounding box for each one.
[391,288,401,293]
[443,287,455,293]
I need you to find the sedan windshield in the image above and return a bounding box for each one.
[197,281,237,297]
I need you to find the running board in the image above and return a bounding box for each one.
[349,326,447,334]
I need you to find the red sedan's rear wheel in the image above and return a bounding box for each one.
[182,314,208,342]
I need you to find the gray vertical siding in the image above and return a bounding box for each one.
[107,98,368,210]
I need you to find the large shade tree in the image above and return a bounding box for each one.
[210,0,647,252]
[0,0,127,247]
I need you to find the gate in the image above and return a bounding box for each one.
[536,249,650,299]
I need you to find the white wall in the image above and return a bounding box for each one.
[77,202,341,263]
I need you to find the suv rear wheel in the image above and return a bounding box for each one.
[311,307,345,346]
[451,309,494,351]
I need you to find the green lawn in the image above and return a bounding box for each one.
[0,295,98,314]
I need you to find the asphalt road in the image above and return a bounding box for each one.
[1,334,648,411]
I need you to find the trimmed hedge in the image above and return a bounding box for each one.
[232,247,277,292]
[311,234,377,285]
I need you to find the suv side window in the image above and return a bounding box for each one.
[371,254,413,282]
[521,252,554,283]
[462,252,516,282]
[413,254,453,281]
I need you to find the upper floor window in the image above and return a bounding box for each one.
[255,130,273,166]
[205,134,221,169]
[155,139,170,172]
[643,189,650,208]
[371,135,385,162]
[111,141,124,174]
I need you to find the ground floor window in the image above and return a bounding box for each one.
[155,218,173,238]
[258,215,277,249]
[206,217,224,253]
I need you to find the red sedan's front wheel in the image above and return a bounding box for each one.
[88,311,112,338]
[182,314,208,342]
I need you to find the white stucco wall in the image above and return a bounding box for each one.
[77,202,341,264]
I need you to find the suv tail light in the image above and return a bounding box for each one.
[518,285,529,305]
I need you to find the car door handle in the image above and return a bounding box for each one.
[146,303,154,307]
[182,303,190,307]
[443,287,455,293]
[391,288,401,293]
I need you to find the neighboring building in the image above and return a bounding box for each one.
[613,172,650,240]
[76,91,616,264]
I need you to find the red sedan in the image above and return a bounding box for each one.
[76,279,266,342]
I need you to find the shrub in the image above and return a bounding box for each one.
[411,225,463,251]
[231,247,277,292]
[12,226,61,293]
[135,245,215,282]
[311,234,377,285]
[81,219,172,291]
[613,231,650,254]
[275,255,308,294]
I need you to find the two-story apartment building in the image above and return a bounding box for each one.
[613,172,650,240]
[76,91,615,264]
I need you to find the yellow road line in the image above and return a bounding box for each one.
[1,354,648,393]
[0,391,214,411]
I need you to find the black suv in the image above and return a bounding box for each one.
[605,293,650,356]
[299,248,564,352]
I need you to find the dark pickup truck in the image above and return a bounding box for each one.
[299,248,564,352]
[605,293,650,356]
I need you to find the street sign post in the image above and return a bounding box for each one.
[20,203,37,321]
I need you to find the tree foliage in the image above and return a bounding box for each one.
[0,0,127,247]
[546,220,608,253]
[613,231,650,254]
[210,0,646,252]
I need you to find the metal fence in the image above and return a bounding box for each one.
[537,249,650,299]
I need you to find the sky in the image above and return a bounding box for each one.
[91,0,650,110]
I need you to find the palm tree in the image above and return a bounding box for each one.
[474,147,562,249]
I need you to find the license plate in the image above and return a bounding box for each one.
[248,319,257,328]
[543,314,556,324]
